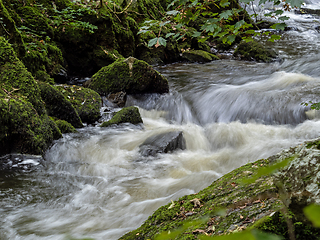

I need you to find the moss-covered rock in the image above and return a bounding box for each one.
[0,0,25,57]
[54,119,77,133]
[89,57,169,95]
[55,84,102,124]
[182,49,220,63]
[234,41,277,62]
[0,37,61,155]
[100,106,142,127]
[38,82,83,128]
[0,94,62,155]
[0,36,45,115]
[121,138,320,240]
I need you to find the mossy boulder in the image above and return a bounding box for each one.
[234,41,277,62]
[38,82,83,128]
[182,49,220,63]
[54,119,77,133]
[55,84,102,124]
[121,138,320,239]
[100,106,142,127]
[0,94,62,155]
[0,37,61,155]
[89,57,169,95]
[0,0,25,57]
[0,36,45,115]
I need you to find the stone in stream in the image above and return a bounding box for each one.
[100,106,143,127]
[88,57,169,96]
[181,49,220,63]
[234,40,277,63]
[139,131,186,157]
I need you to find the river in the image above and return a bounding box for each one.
[1,1,320,239]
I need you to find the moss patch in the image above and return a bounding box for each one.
[54,119,77,133]
[234,41,277,63]
[38,81,83,128]
[89,57,169,95]
[100,106,142,127]
[55,84,102,124]
[0,37,61,155]
[182,49,220,63]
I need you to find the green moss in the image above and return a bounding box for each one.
[38,81,83,128]
[89,57,169,95]
[234,41,277,63]
[100,106,142,127]
[254,211,320,240]
[0,36,45,115]
[182,49,220,63]
[0,0,25,57]
[92,46,124,69]
[54,119,77,133]
[0,94,62,155]
[55,84,102,124]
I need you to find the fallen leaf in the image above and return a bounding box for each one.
[190,198,201,208]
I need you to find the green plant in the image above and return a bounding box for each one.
[52,7,98,34]
[139,0,304,48]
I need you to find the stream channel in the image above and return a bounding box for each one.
[2,1,320,239]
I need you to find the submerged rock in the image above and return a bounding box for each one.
[88,57,169,95]
[234,41,277,62]
[55,84,102,124]
[139,131,186,157]
[0,153,44,172]
[182,50,220,63]
[100,106,142,127]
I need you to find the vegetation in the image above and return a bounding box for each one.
[139,0,304,48]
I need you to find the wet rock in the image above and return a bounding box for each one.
[0,154,43,172]
[88,57,169,95]
[234,40,277,62]
[273,140,320,223]
[100,106,142,127]
[107,91,127,108]
[139,131,186,157]
[295,8,320,15]
[55,84,102,124]
[182,50,220,63]
[38,82,83,128]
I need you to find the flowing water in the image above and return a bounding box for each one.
[2,3,320,240]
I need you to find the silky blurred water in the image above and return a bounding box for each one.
[2,2,320,240]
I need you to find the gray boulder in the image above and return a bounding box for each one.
[139,131,186,157]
